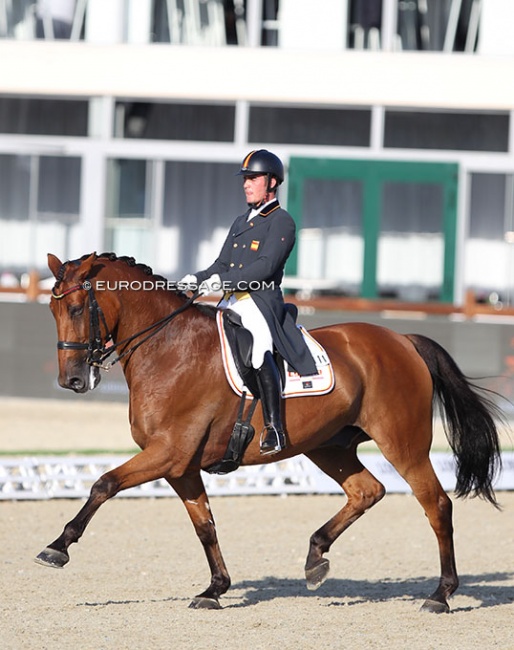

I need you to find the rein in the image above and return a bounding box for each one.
[52,282,199,370]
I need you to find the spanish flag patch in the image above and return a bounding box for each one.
[250,240,260,251]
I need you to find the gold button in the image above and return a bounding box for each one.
[230,263,235,267]
[242,244,246,248]
[233,243,238,248]
[239,263,243,268]
[250,222,254,227]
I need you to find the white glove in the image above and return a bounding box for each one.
[178,274,198,291]
[199,273,222,296]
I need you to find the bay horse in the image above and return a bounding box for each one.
[36,252,503,614]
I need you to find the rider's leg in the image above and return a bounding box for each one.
[255,351,286,454]
[229,298,285,455]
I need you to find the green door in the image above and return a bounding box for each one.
[286,158,458,302]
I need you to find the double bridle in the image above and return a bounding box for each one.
[52,281,198,370]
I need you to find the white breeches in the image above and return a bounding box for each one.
[219,295,273,368]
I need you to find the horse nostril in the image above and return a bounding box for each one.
[69,377,86,392]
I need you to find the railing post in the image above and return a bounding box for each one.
[26,270,40,302]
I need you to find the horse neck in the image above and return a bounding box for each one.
[111,283,217,387]
[97,266,190,342]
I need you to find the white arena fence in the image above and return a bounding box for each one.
[0,452,513,501]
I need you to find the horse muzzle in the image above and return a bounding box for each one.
[59,364,101,393]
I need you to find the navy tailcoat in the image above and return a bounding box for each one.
[195,200,317,376]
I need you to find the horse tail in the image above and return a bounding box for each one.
[407,333,502,508]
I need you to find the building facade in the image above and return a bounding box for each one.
[1,0,514,305]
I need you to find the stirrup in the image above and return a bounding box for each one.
[259,425,286,456]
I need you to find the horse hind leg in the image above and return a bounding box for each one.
[304,444,386,591]
[393,458,458,614]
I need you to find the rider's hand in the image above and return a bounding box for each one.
[200,274,222,296]
[178,274,198,291]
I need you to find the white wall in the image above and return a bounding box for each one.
[1,40,514,110]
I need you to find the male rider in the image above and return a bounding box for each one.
[180,150,317,455]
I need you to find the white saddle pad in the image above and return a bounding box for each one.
[216,310,335,399]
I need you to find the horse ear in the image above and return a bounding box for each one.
[47,253,63,278]
[77,252,97,281]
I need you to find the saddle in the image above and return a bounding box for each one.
[217,309,334,399]
[220,309,262,398]
[204,309,334,475]
[204,310,261,476]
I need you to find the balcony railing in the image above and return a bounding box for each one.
[0,0,487,53]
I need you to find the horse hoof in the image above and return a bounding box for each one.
[189,596,222,610]
[420,598,450,614]
[34,547,69,569]
[305,558,330,591]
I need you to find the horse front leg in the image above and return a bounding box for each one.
[167,473,230,610]
[35,443,174,569]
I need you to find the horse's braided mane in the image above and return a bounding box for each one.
[55,251,167,285]
[52,252,217,319]
[96,252,168,282]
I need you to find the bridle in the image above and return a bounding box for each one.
[52,281,198,370]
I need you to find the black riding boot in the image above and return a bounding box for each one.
[255,351,286,455]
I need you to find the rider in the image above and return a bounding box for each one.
[180,149,317,455]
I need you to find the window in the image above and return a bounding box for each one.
[249,106,371,147]
[298,178,364,294]
[384,110,509,152]
[116,102,235,141]
[469,173,507,239]
[0,154,81,273]
[38,156,81,220]
[0,155,30,222]
[465,173,514,302]
[161,160,243,277]
[0,98,88,136]
[105,159,153,262]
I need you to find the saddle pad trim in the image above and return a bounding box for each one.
[216,310,335,399]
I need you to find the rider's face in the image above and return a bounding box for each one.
[243,174,273,206]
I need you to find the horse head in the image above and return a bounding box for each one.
[48,252,116,393]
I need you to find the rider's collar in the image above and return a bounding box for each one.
[247,199,278,221]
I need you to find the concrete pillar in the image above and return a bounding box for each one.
[279,0,348,50]
[77,148,107,256]
[77,96,114,258]
[479,0,514,54]
[85,0,125,44]
[126,0,152,44]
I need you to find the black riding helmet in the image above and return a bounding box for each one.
[236,150,284,192]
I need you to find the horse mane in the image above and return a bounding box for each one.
[96,252,168,282]
[52,251,218,319]
[54,251,167,287]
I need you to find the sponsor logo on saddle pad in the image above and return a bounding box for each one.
[216,311,335,399]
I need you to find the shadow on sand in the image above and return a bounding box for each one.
[224,571,514,611]
[77,571,513,611]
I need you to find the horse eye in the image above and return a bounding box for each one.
[69,304,84,318]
